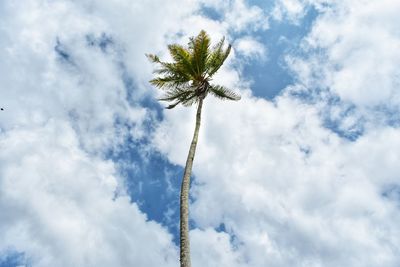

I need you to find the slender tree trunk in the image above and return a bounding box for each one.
[180,98,203,267]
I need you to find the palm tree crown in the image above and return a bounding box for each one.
[146,30,241,108]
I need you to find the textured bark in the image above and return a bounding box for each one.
[180,98,203,267]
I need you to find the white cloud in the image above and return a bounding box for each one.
[191,228,244,267]
[201,0,269,32]
[0,121,178,267]
[3,0,400,266]
[272,0,306,22]
[0,0,273,265]
[287,0,400,109]
[235,36,267,61]
[0,0,148,154]
[0,0,200,265]
[156,93,400,266]
[152,1,400,266]
[223,0,269,32]
[272,0,331,23]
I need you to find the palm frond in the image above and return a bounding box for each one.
[189,30,210,75]
[158,86,198,109]
[165,102,180,109]
[168,44,195,77]
[206,42,231,77]
[209,85,241,101]
[149,76,189,90]
[146,53,161,63]
[205,37,225,72]
[158,87,194,102]
[181,94,199,107]
[147,53,191,82]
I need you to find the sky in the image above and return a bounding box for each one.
[0,0,400,266]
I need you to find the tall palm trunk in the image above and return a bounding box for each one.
[180,98,203,267]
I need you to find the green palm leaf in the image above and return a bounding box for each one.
[189,30,210,76]
[149,76,188,90]
[205,37,232,77]
[209,85,241,101]
[168,44,195,77]
[146,53,191,82]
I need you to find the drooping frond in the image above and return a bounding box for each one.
[181,94,199,107]
[158,87,195,102]
[158,86,198,109]
[209,85,241,101]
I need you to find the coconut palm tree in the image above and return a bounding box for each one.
[147,30,240,267]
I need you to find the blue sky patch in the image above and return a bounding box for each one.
[0,251,28,267]
[239,7,318,99]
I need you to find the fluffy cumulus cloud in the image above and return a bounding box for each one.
[0,122,177,266]
[153,0,400,266]
[2,0,400,266]
[235,36,267,61]
[272,0,306,22]
[286,0,400,111]
[201,0,269,32]
[0,0,188,265]
[0,0,270,266]
[155,93,400,266]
